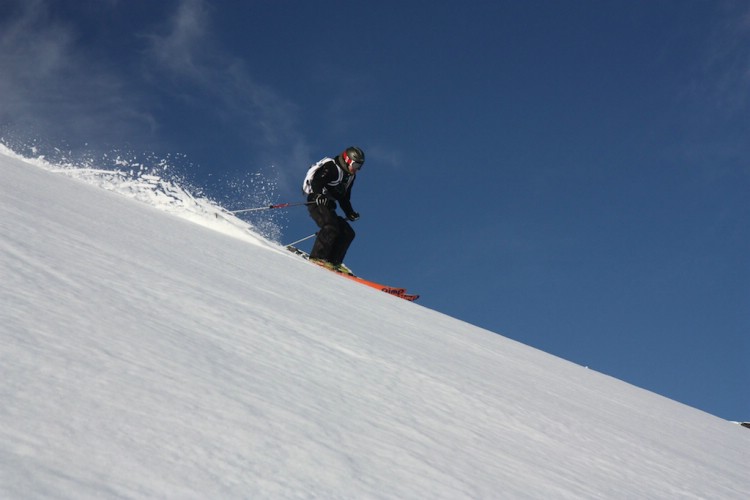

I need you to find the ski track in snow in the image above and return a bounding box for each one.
[2,145,749,499]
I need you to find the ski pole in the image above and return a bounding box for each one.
[285,233,317,247]
[230,201,313,214]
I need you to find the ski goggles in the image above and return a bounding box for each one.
[342,151,363,171]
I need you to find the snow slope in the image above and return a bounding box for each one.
[1,147,748,499]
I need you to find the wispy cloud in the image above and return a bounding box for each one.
[145,0,309,179]
[695,2,750,115]
[0,0,309,188]
[673,2,750,178]
[146,0,209,79]
[0,0,156,147]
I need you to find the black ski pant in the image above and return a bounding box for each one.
[308,205,355,265]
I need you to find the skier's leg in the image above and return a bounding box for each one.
[308,205,340,261]
[329,217,355,265]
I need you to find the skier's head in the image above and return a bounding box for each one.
[338,146,365,174]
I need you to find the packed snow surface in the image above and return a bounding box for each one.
[1,146,748,498]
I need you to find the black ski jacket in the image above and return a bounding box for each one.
[302,157,356,217]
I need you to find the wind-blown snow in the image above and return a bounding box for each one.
[1,146,748,499]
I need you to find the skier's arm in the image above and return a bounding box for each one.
[339,179,356,218]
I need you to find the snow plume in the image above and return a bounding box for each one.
[0,136,287,242]
[203,165,287,243]
[0,140,283,244]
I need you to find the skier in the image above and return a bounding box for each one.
[302,146,365,269]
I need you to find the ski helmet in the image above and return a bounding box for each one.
[340,146,365,173]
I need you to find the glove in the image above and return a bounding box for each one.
[313,194,331,207]
[347,211,360,221]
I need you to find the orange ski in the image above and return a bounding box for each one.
[288,245,419,301]
[338,272,415,300]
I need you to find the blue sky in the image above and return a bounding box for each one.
[1,0,747,421]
